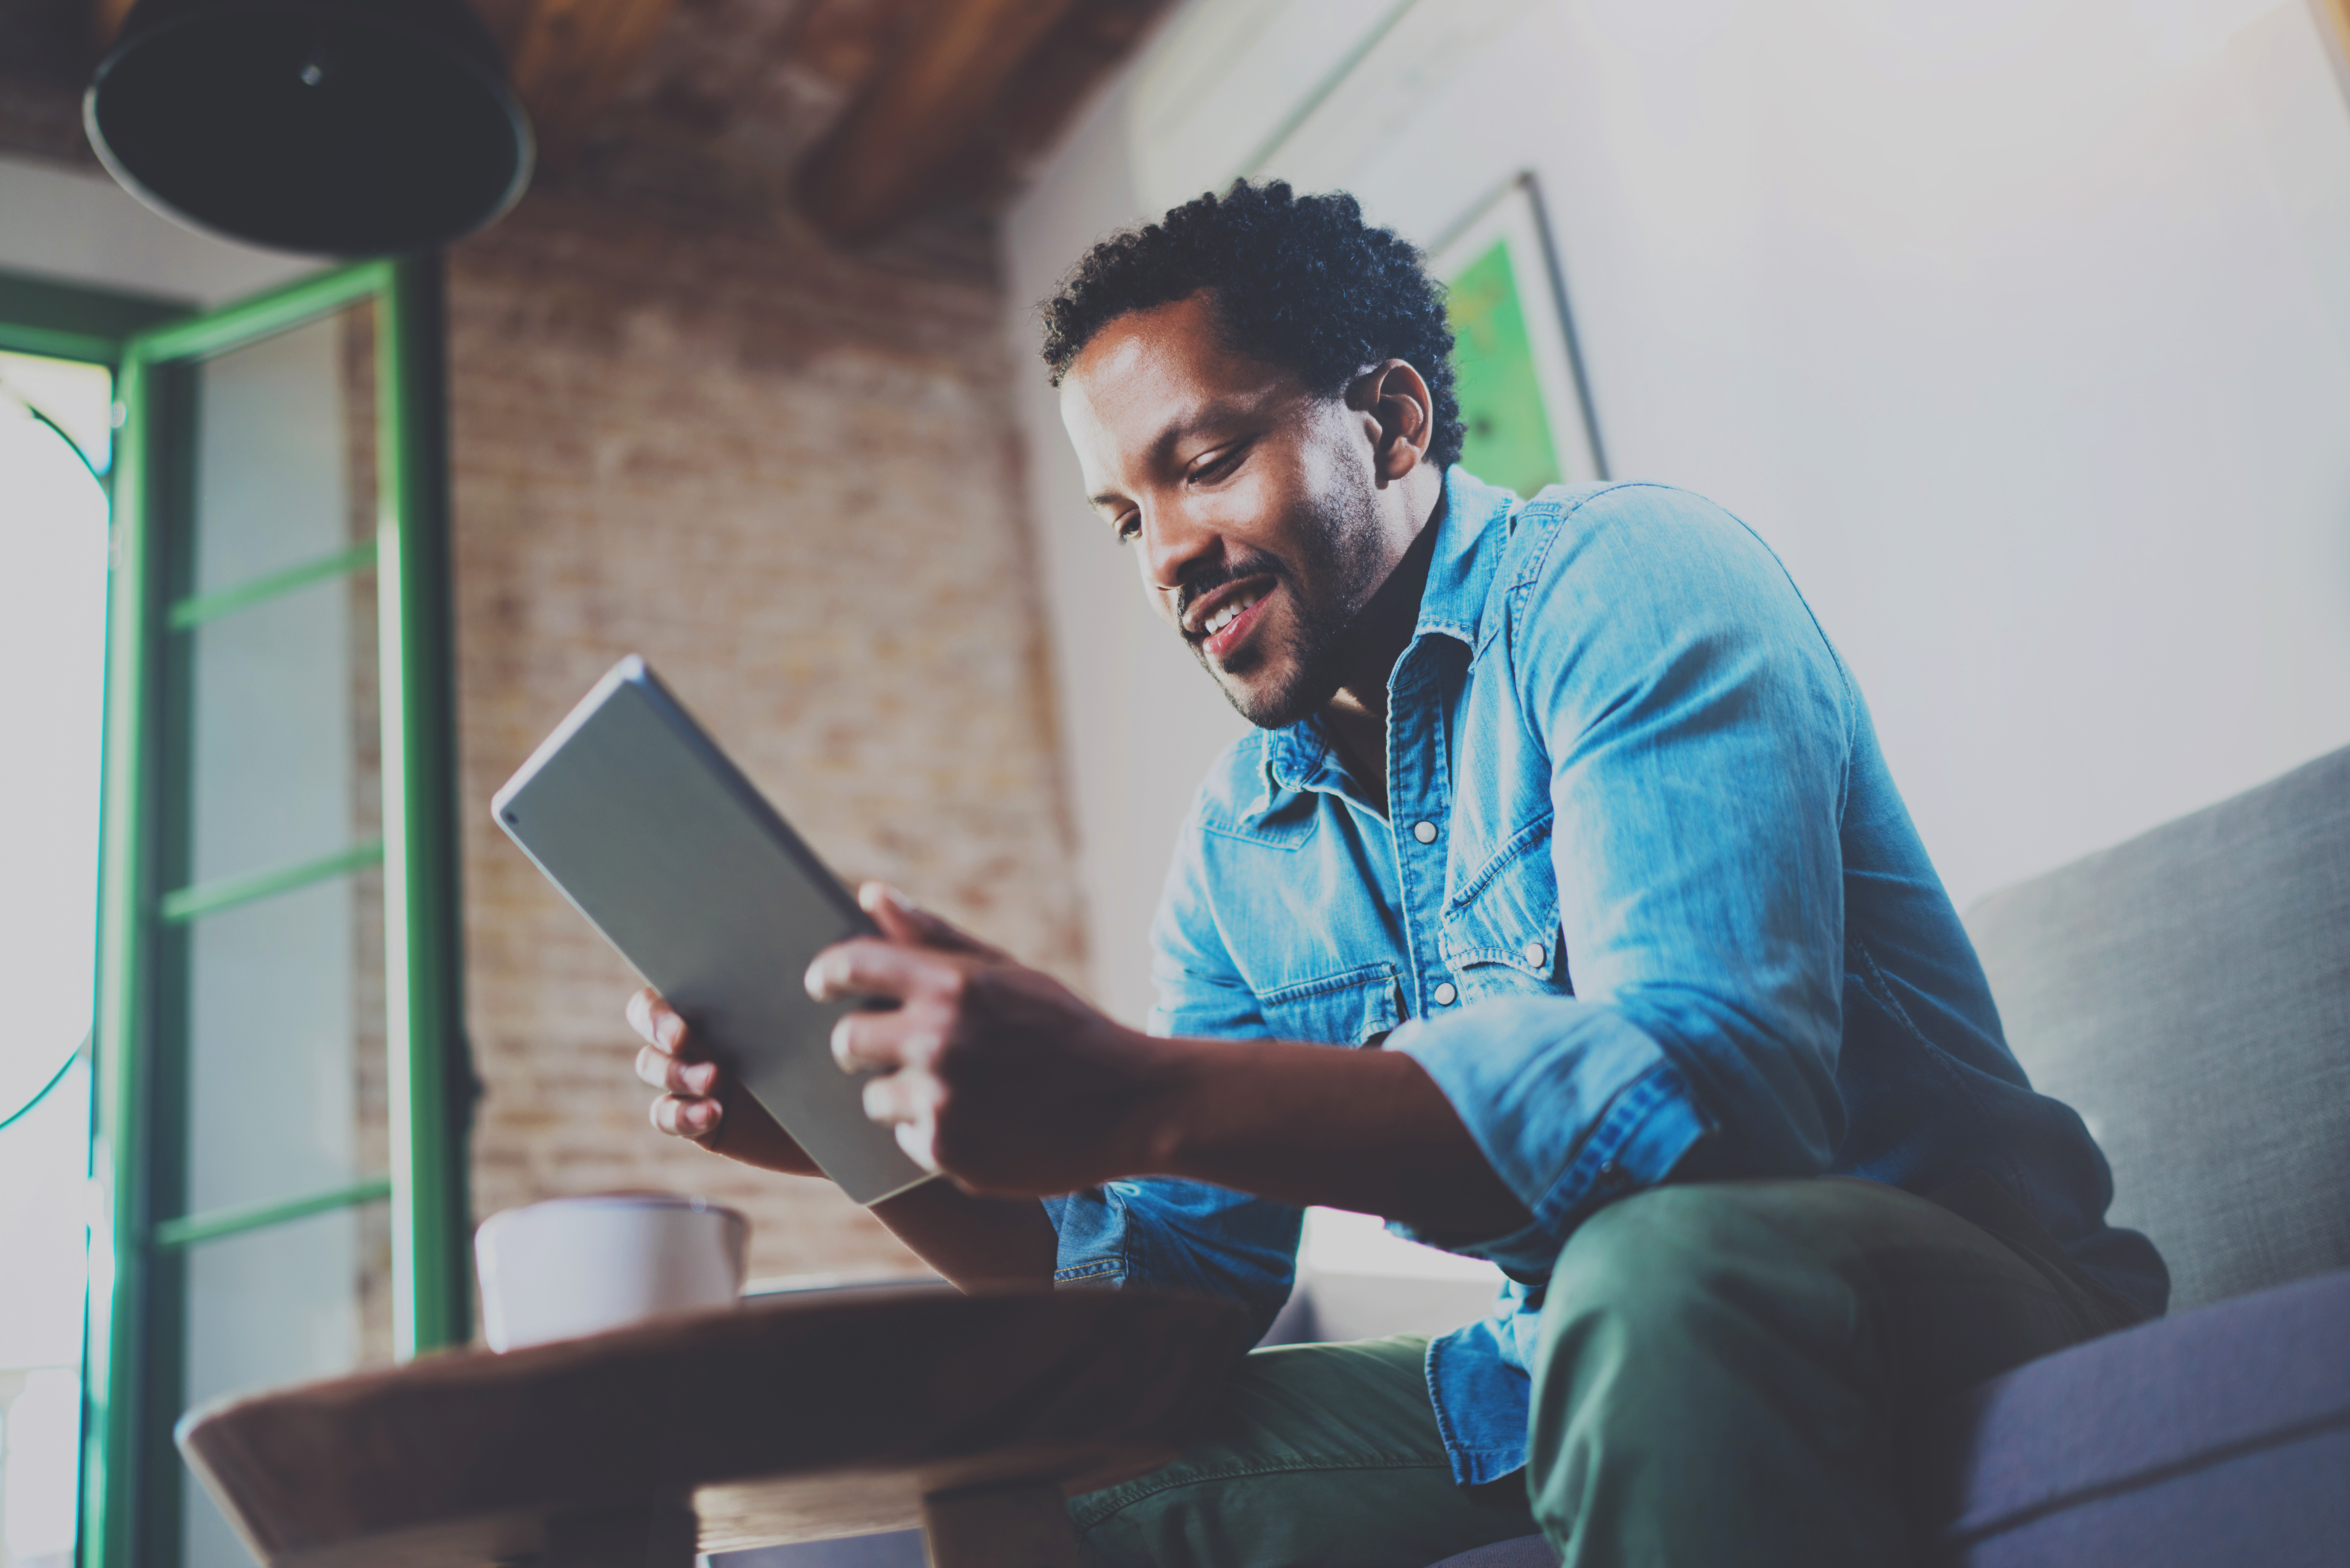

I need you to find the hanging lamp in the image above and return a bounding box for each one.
[85,0,534,257]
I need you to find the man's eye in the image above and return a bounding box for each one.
[1188,441,1248,485]
[1115,515,1142,544]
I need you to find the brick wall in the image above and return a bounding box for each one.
[446,187,1084,1287]
[0,53,1083,1290]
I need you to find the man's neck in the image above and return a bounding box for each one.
[1320,483,1448,816]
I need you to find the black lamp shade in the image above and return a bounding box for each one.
[86,0,534,257]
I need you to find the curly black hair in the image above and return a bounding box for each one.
[1040,180,1465,471]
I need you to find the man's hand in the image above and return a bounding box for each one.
[810,883,1175,1194]
[640,879,1528,1243]
[624,973,1060,1289]
[627,987,823,1177]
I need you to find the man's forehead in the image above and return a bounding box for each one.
[1066,301,1230,417]
[1060,300,1297,466]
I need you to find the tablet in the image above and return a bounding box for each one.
[490,656,934,1206]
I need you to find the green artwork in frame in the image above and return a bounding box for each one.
[1433,176,1605,498]
[1447,237,1563,499]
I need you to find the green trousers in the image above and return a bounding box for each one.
[1069,1178,2127,1568]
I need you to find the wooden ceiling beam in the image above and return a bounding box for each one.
[2322,0,2350,77]
[506,0,681,164]
[91,0,135,48]
[797,0,1086,242]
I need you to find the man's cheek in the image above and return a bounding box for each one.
[1134,554,1179,625]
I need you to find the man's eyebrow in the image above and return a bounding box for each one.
[1092,410,1221,509]
[1080,390,1254,510]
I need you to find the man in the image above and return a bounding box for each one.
[626,181,2165,1566]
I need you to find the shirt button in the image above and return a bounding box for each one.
[1432,982,1458,1006]
[1412,820,1438,844]
[1523,941,1546,966]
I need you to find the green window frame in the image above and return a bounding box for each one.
[11,256,477,1568]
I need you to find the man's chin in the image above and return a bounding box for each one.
[1211,662,1331,732]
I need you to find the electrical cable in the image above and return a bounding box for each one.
[0,1044,84,1138]
[0,381,107,486]
[0,379,108,1141]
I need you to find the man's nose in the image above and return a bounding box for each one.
[1137,505,1221,600]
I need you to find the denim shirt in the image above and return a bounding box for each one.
[1042,470,2167,1486]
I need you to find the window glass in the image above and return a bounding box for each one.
[186,307,373,598]
[183,872,380,1218]
[0,1058,90,1568]
[0,352,110,1120]
[182,568,382,888]
[179,1205,389,1568]
[0,348,110,1568]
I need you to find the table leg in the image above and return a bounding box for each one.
[541,1501,699,1568]
[921,1481,1083,1568]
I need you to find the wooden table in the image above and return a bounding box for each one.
[178,1286,1252,1568]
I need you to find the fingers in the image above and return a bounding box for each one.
[625,987,688,1054]
[807,889,1006,1010]
[893,1122,941,1172]
[650,1092,723,1142]
[806,937,962,1006]
[859,1067,940,1128]
[625,990,826,1177]
[858,1071,944,1173]
[632,988,722,1147]
[830,1005,944,1074]
[634,1043,720,1096]
[858,883,1004,959]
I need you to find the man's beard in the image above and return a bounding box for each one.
[1185,485,1389,730]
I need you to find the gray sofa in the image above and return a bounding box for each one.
[1440,742,2350,1566]
[731,745,2350,1567]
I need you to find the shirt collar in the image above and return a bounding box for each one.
[1257,466,1519,800]
[1415,464,1517,651]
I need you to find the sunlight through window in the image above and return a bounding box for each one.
[0,347,113,1568]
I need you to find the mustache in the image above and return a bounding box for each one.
[1173,553,1288,638]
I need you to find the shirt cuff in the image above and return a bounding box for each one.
[1390,995,1714,1276]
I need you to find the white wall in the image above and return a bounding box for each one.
[1002,86,1250,1027]
[0,153,313,305]
[1004,0,2350,1026]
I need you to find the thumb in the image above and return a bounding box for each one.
[858,882,1001,957]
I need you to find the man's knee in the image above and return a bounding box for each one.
[1527,1184,1884,1470]
[1541,1181,1847,1350]
[1524,1183,1895,1553]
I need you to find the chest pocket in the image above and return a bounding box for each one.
[1439,817,1566,1003]
[1258,961,1402,1046]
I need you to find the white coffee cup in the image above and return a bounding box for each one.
[474,1193,749,1352]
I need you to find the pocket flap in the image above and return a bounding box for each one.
[1440,821,1560,980]
[1258,961,1402,1045]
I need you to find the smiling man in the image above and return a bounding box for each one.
[628,182,2165,1567]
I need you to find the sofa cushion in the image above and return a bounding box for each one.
[1907,1267,2350,1566]
[1433,1275,2350,1567]
[1425,1534,1557,1568]
[1963,743,2350,1311]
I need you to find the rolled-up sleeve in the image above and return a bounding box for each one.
[1393,485,1853,1276]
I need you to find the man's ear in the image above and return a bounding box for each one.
[1350,358,1434,485]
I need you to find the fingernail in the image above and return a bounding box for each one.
[689,1062,716,1092]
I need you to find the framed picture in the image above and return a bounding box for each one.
[1429,175,1607,495]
